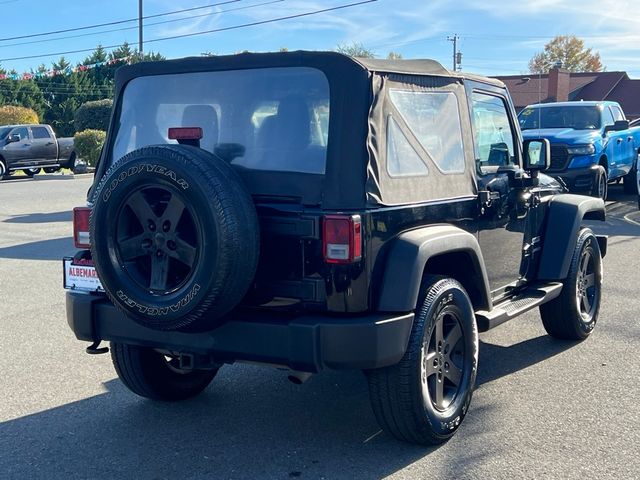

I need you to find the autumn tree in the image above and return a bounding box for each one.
[529,35,603,73]
[336,42,375,58]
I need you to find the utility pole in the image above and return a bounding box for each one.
[447,34,462,71]
[138,0,144,54]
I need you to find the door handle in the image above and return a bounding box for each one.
[628,136,634,142]
[617,138,623,144]
[46,142,54,145]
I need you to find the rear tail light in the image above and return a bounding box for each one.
[73,207,91,248]
[323,215,362,264]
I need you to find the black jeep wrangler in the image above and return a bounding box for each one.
[65,51,607,445]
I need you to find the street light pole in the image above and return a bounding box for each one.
[138,0,143,54]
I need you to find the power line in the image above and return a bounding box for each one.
[0,0,378,63]
[0,0,241,43]
[0,0,286,50]
[144,1,377,45]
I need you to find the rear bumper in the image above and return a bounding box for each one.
[66,291,414,373]
[549,165,599,193]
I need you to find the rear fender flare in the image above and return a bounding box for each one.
[377,225,491,312]
[538,194,606,280]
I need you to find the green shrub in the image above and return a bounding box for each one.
[74,129,106,167]
[0,105,39,125]
[74,99,113,132]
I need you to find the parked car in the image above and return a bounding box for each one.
[64,51,606,445]
[518,101,640,199]
[0,124,75,179]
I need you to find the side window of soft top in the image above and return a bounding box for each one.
[469,92,517,173]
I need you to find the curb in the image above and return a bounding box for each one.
[33,174,75,180]
[33,173,93,181]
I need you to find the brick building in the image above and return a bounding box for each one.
[494,67,640,120]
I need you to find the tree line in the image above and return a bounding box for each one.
[0,43,164,136]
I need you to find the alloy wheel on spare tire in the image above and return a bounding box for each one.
[90,144,259,331]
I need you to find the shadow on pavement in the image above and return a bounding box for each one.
[0,237,75,260]
[3,211,71,224]
[0,334,579,479]
[0,369,435,479]
[478,335,577,386]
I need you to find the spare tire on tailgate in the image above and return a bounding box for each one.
[90,144,259,331]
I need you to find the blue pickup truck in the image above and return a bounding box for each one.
[518,101,640,199]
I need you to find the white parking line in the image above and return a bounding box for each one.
[623,212,640,227]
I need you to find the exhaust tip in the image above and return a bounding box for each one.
[287,371,312,385]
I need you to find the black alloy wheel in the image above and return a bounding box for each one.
[115,185,199,294]
[575,243,597,321]
[367,277,478,445]
[422,306,466,412]
[540,228,602,340]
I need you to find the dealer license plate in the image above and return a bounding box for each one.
[63,257,104,292]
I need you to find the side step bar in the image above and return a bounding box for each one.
[475,282,563,332]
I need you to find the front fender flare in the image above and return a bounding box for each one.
[377,225,491,312]
[538,194,606,280]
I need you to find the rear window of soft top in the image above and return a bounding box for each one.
[111,67,330,174]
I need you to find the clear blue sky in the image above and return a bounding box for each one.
[1,0,638,77]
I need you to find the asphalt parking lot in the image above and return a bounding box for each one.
[0,175,639,480]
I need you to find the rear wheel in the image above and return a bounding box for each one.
[367,277,478,445]
[540,228,602,340]
[23,168,40,177]
[111,342,218,401]
[44,167,60,174]
[0,159,6,179]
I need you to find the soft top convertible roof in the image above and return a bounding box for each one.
[98,51,503,208]
[114,50,503,90]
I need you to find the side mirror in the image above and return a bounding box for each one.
[7,133,20,143]
[523,138,550,171]
[604,120,629,133]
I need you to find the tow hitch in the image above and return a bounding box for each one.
[86,340,109,355]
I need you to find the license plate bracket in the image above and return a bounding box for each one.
[63,257,104,293]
